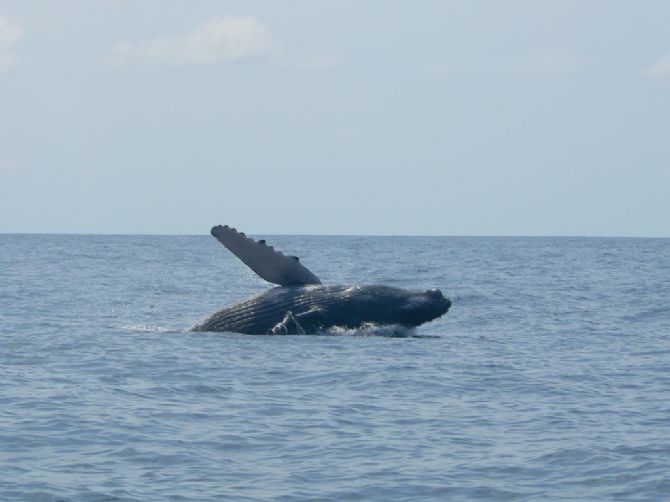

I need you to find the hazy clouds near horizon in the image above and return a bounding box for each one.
[1,1,669,237]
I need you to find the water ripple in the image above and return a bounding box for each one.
[1,235,669,500]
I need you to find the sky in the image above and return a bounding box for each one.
[0,0,669,237]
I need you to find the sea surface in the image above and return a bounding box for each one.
[1,234,670,501]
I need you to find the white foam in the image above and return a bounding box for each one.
[324,323,417,337]
[120,324,172,333]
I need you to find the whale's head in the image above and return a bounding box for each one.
[352,285,451,328]
[397,288,451,326]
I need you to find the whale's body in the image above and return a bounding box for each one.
[191,284,451,334]
[191,225,451,335]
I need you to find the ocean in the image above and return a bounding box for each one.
[1,234,669,501]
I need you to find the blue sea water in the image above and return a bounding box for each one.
[1,233,670,501]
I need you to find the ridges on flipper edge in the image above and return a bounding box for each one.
[210,225,322,287]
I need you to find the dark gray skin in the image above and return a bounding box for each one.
[191,284,451,335]
[190,224,451,335]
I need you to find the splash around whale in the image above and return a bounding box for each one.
[190,225,451,335]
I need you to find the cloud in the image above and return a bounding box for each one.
[335,128,359,139]
[0,157,18,172]
[426,52,581,75]
[303,52,340,69]
[0,16,23,72]
[507,53,582,74]
[105,16,274,66]
[646,52,670,77]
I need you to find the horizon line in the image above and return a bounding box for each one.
[1,231,669,240]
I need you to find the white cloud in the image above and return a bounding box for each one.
[426,52,581,75]
[105,16,274,66]
[303,52,340,69]
[0,16,23,72]
[507,53,581,74]
[0,157,18,172]
[646,52,670,77]
[335,128,359,139]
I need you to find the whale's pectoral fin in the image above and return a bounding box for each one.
[211,225,321,287]
[295,308,328,331]
[268,311,306,335]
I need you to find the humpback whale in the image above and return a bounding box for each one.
[190,225,451,334]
